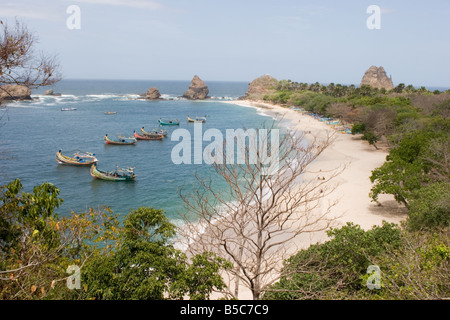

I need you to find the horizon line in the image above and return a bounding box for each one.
[56,78,450,90]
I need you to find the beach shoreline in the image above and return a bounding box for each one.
[224,99,407,225]
[181,99,408,299]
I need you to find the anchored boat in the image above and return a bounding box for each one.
[187,116,206,123]
[104,134,137,145]
[141,127,168,137]
[133,130,163,140]
[158,118,179,125]
[90,163,135,181]
[56,150,98,166]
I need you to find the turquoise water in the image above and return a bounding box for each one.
[0,80,274,222]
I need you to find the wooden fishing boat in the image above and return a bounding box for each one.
[140,127,168,137]
[133,131,163,140]
[56,150,98,166]
[90,163,135,181]
[104,111,117,115]
[158,118,179,125]
[104,134,137,145]
[187,116,206,123]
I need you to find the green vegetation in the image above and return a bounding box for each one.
[81,207,231,300]
[0,179,230,300]
[264,222,449,300]
[1,79,448,300]
[263,80,450,231]
[260,80,449,300]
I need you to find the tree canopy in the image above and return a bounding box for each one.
[0,179,230,300]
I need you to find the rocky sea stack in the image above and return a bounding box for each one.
[0,85,32,101]
[145,87,161,100]
[360,66,394,90]
[45,89,61,96]
[243,74,278,100]
[182,75,209,100]
[138,87,162,100]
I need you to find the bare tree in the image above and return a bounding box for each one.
[178,124,343,300]
[0,19,60,105]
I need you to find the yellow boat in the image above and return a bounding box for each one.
[90,163,135,181]
[56,150,98,166]
[187,116,206,123]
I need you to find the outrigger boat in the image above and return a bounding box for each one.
[90,163,135,181]
[133,130,163,140]
[158,118,179,125]
[56,150,98,166]
[104,134,137,145]
[187,116,206,123]
[140,126,168,137]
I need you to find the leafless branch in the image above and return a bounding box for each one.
[178,123,343,299]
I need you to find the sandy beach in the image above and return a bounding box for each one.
[224,99,407,228]
[209,100,408,299]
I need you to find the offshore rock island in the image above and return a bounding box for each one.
[182,75,209,100]
[144,87,162,100]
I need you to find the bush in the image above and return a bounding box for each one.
[264,222,401,299]
[407,182,450,231]
[375,228,450,299]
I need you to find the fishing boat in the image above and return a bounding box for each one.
[140,127,168,137]
[104,111,117,115]
[158,118,179,125]
[104,134,137,145]
[133,131,163,140]
[61,107,77,111]
[90,163,135,181]
[187,116,206,123]
[56,150,98,166]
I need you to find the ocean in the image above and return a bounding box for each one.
[0,79,275,223]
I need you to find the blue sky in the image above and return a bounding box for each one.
[1,0,449,87]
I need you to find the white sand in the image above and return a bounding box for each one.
[212,100,408,299]
[224,100,407,229]
[184,100,407,299]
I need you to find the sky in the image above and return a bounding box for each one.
[1,0,449,87]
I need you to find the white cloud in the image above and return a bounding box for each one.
[380,7,397,14]
[73,0,163,10]
[0,3,60,21]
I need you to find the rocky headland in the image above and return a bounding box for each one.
[182,75,209,100]
[0,85,32,101]
[242,74,278,100]
[360,66,394,90]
